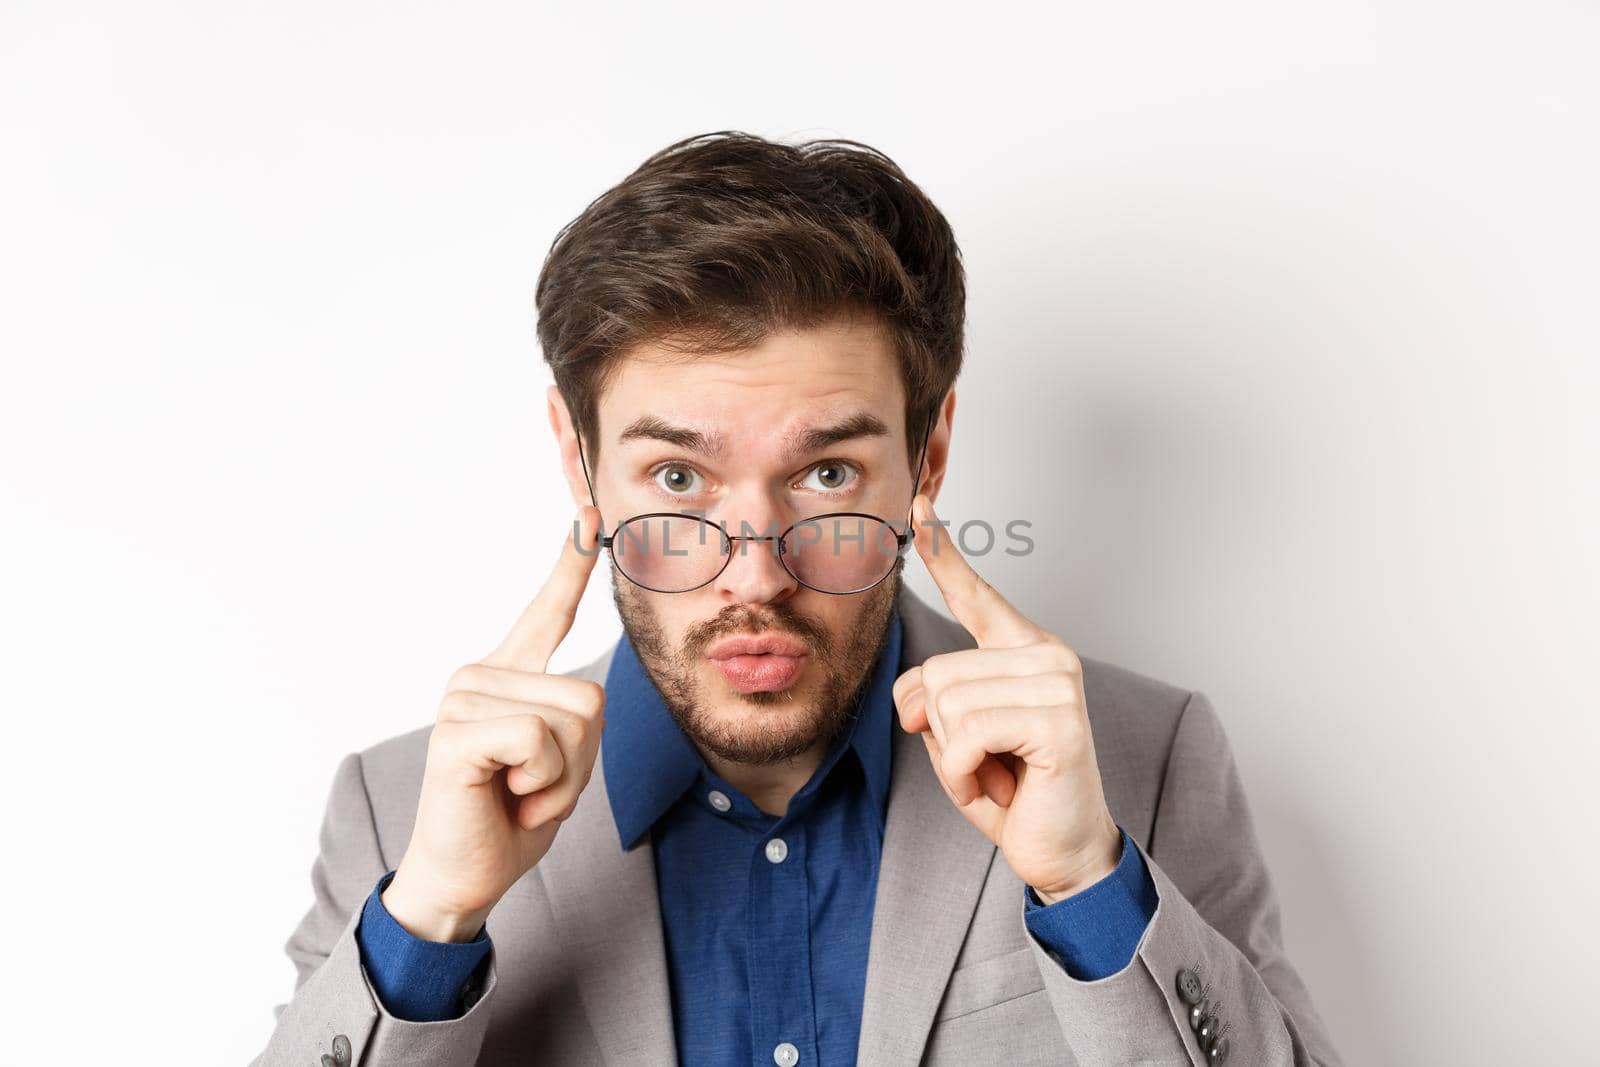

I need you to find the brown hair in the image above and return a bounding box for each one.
[534,130,965,468]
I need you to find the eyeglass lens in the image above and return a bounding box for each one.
[610,514,906,594]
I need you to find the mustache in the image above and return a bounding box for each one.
[681,602,834,660]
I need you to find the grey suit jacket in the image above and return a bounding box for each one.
[252,584,1340,1066]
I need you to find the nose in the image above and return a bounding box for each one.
[710,495,799,605]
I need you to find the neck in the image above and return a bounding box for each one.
[696,736,831,818]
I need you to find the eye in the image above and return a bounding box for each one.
[799,460,858,492]
[652,463,703,495]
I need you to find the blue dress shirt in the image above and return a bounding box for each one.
[355,606,1159,1051]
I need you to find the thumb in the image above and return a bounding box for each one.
[893,666,928,733]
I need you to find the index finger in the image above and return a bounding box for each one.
[483,505,603,673]
[911,494,1039,649]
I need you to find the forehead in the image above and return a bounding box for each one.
[598,316,905,447]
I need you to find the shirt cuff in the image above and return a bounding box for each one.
[1022,827,1159,981]
[355,868,493,1022]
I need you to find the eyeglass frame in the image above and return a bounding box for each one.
[573,408,937,595]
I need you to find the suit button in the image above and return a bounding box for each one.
[1197,1015,1220,1049]
[1176,968,1204,1005]
[1207,1035,1230,1062]
[1187,998,1207,1030]
[331,1033,351,1065]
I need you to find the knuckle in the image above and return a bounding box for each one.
[546,676,605,717]
[544,706,583,745]
[920,655,951,692]
[524,714,552,748]
[1045,670,1081,695]
[934,681,968,717]
[1046,639,1080,672]
[953,706,983,737]
[576,679,606,715]
[446,662,485,693]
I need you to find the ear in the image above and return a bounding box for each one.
[547,385,595,508]
[916,386,956,505]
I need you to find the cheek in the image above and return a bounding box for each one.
[817,600,860,632]
[804,599,869,652]
[659,593,740,655]
[648,597,698,643]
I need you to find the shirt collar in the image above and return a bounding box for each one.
[601,606,904,851]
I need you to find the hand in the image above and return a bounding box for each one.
[382,506,607,941]
[892,495,1121,902]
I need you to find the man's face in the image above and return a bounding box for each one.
[574,315,920,768]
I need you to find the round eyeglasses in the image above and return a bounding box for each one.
[575,410,935,596]
[598,511,913,594]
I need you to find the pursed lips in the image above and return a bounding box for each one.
[704,633,811,693]
[704,633,811,660]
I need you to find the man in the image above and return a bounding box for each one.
[253,131,1340,1066]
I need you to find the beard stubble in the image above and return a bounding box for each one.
[613,558,904,767]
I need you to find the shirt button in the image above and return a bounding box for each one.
[773,1041,799,1066]
[765,837,789,863]
[708,789,731,812]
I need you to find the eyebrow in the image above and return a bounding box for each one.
[616,412,892,461]
[617,416,727,457]
[792,413,892,455]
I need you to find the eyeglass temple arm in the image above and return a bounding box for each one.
[904,408,937,543]
[572,423,614,547]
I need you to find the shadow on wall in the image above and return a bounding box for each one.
[1253,790,1397,1066]
[932,329,1400,1062]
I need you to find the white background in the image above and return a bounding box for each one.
[3,2,1595,1063]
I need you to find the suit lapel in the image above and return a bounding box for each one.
[856,584,997,1066]
[536,644,679,1066]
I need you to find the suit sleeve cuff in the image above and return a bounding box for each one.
[1022,826,1159,981]
[355,869,493,1022]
